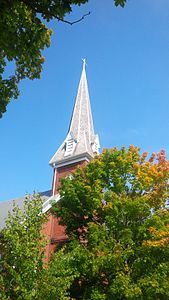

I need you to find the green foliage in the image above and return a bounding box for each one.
[0,0,127,117]
[1,146,168,299]
[0,194,76,300]
[0,194,47,299]
[38,247,80,300]
[52,146,169,299]
[114,0,127,7]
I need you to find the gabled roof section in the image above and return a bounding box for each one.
[49,60,100,167]
[0,190,51,231]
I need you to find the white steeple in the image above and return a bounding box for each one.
[49,60,100,168]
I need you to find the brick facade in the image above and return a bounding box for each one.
[44,160,88,261]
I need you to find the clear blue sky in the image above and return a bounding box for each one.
[1,0,169,201]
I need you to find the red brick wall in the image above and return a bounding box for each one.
[52,160,87,195]
[43,213,67,263]
[44,160,88,261]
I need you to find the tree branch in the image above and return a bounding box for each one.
[22,0,91,25]
[56,12,91,25]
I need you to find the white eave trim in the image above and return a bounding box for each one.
[42,194,60,213]
[51,154,92,169]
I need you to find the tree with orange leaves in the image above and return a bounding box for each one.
[50,146,169,299]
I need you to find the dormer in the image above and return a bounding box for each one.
[64,132,77,157]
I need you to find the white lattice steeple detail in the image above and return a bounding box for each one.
[49,60,100,168]
[64,132,76,157]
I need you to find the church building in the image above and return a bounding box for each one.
[0,60,100,260]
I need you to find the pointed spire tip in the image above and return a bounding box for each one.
[82,58,87,70]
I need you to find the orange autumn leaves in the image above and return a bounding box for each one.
[54,146,169,299]
[130,148,169,208]
[144,224,169,248]
[100,146,169,250]
[101,146,169,204]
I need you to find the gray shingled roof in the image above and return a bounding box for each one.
[0,190,51,231]
[49,62,100,167]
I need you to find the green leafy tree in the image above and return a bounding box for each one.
[0,194,77,300]
[52,146,169,299]
[38,249,79,300]
[0,0,126,117]
[0,194,47,299]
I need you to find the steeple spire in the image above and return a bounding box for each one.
[49,61,100,168]
[82,58,87,70]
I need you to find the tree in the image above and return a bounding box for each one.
[0,194,47,299]
[51,146,169,299]
[0,0,126,117]
[0,194,77,300]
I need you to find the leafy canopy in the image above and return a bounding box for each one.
[0,194,77,300]
[51,146,169,299]
[0,194,47,299]
[0,145,169,299]
[0,0,126,117]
